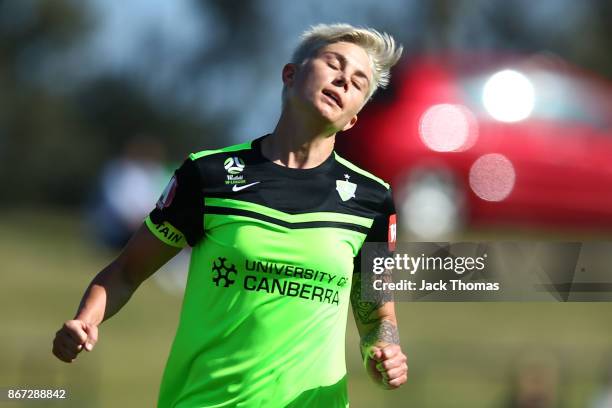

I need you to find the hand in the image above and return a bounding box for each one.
[365,344,408,389]
[52,320,98,363]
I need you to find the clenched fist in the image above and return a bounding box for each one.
[365,344,408,389]
[52,320,98,363]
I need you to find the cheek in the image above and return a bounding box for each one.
[295,70,321,96]
[346,93,366,114]
[305,63,330,85]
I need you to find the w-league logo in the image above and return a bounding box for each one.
[224,156,245,175]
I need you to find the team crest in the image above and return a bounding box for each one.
[336,174,356,201]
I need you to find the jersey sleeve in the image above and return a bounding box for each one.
[145,158,204,247]
[353,187,397,274]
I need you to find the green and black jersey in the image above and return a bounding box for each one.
[146,134,396,408]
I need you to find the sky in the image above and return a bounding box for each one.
[80,0,603,144]
[85,0,204,73]
[82,0,422,142]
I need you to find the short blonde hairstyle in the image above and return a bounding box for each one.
[290,23,403,100]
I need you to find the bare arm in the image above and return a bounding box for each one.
[76,223,181,325]
[52,223,181,362]
[350,271,407,389]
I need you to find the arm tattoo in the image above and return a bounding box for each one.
[350,271,394,326]
[360,320,400,357]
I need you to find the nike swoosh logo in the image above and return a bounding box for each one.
[232,181,261,192]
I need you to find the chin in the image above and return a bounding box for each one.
[314,99,342,121]
[294,94,342,129]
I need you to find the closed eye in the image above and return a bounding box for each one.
[352,81,362,91]
[327,62,339,70]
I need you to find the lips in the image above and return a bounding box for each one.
[322,89,343,109]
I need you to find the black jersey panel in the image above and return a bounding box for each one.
[149,158,205,246]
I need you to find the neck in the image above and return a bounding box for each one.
[262,106,337,169]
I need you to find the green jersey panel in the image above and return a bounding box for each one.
[148,135,396,407]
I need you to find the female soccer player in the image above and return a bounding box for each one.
[53,23,407,407]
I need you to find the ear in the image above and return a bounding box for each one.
[342,115,358,131]
[282,63,298,87]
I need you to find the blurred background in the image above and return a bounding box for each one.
[1,0,612,406]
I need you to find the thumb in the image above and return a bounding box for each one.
[369,346,383,361]
[364,346,386,385]
[83,323,98,352]
[363,346,382,368]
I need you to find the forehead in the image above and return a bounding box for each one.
[317,42,373,79]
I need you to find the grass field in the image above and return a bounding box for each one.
[2,210,612,407]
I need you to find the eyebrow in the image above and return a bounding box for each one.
[326,51,371,88]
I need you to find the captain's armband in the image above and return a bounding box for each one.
[145,216,187,248]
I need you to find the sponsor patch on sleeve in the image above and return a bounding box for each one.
[157,176,177,209]
[388,214,397,252]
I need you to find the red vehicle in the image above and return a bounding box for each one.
[337,53,612,237]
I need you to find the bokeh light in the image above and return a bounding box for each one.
[401,176,460,238]
[469,153,516,201]
[419,104,478,152]
[483,70,535,122]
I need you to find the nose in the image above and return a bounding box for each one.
[332,75,348,92]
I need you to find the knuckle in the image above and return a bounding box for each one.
[386,348,398,357]
[387,369,400,378]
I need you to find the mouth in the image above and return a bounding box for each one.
[322,89,343,109]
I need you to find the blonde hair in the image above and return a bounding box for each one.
[290,23,403,100]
